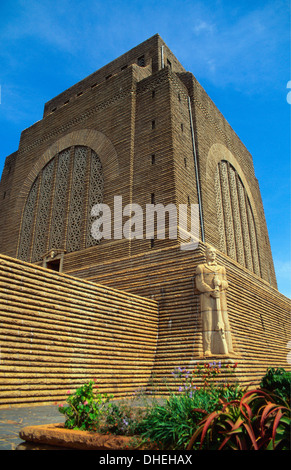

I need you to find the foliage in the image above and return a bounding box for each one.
[99,402,148,436]
[187,389,291,450]
[139,390,212,449]
[58,380,113,431]
[139,361,244,450]
[56,364,290,451]
[260,367,291,404]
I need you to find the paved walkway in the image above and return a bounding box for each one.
[0,405,65,450]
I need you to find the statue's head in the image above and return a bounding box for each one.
[205,246,217,262]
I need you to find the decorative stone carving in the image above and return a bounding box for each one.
[214,157,262,278]
[31,158,55,263]
[48,148,71,252]
[17,145,104,263]
[195,246,234,356]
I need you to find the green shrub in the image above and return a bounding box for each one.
[58,380,113,431]
[139,390,211,449]
[260,367,291,404]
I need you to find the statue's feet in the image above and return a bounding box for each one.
[204,350,211,357]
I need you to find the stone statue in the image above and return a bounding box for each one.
[195,246,233,356]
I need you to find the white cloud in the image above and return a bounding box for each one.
[192,20,215,35]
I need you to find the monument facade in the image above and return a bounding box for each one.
[0,35,289,407]
[0,35,277,288]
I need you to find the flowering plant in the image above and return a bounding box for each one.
[100,402,147,436]
[172,361,239,397]
[140,362,243,450]
[58,380,113,431]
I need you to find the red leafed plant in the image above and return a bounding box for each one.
[186,389,290,450]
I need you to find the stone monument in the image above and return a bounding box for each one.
[0,35,289,408]
[196,246,234,356]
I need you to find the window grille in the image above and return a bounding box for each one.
[18,146,104,263]
[215,160,261,276]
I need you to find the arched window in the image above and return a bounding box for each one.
[18,146,104,263]
[214,160,261,277]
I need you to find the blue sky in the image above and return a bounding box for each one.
[0,0,290,297]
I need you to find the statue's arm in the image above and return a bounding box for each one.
[195,265,212,293]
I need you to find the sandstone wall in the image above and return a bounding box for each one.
[65,243,291,392]
[0,254,158,408]
[0,243,290,408]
